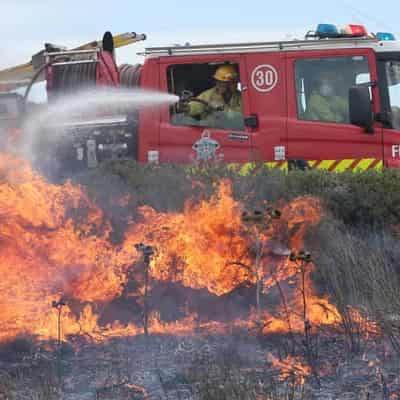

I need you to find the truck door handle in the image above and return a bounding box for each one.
[244,114,259,129]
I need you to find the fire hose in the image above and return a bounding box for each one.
[22,56,98,105]
[23,59,56,104]
[119,63,142,88]
[53,62,97,94]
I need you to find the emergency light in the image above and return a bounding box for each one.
[313,23,369,39]
[315,24,340,38]
[376,32,396,41]
[307,23,396,42]
[343,24,368,37]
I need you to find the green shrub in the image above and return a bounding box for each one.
[74,162,400,229]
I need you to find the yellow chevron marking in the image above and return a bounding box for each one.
[333,159,355,172]
[239,163,256,176]
[280,162,289,171]
[374,160,383,171]
[308,161,318,168]
[316,160,335,170]
[206,158,384,176]
[353,158,375,171]
[265,162,278,169]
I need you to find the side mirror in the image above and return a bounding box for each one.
[244,114,259,129]
[349,86,374,134]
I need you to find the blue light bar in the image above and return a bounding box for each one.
[376,32,396,41]
[316,24,340,38]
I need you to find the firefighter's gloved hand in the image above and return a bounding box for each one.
[176,90,194,113]
[206,104,224,113]
[180,90,194,102]
[176,100,189,113]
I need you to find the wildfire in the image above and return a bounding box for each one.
[268,353,311,385]
[0,154,370,344]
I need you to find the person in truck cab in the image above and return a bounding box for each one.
[392,106,400,129]
[186,65,242,121]
[306,71,349,124]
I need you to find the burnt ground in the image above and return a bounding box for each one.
[1,281,400,399]
[1,330,400,400]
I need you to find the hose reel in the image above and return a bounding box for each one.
[119,64,142,88]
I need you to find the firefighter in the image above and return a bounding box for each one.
[392,106,400,129]
[307,71,349,123]
[186,65,242,121]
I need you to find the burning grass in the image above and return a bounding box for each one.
[1,155,400,398]
[0,154,348,345]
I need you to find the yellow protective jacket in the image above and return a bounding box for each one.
[187,87,242,119]
[307,93,349,124]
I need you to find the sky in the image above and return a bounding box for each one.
[1,0,399,100]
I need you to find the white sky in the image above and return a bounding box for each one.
[1,0,399,101]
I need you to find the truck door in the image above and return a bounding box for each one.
[244,52,288,167]
[158,55,252,163]
[377,54,400,168]
[286,49,383,172]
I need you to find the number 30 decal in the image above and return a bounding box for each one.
[251,64,278,93]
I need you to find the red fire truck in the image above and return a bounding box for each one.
[1,25,400,172]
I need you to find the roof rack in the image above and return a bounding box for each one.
[143,37,379,57]
[44,48,100,67]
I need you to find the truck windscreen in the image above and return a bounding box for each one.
[385,60,400,130]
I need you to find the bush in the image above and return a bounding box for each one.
[78,162,400,229]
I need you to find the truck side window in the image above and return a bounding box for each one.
[385,61,400,130]
[168,63,245,131]
[295,56,370,124]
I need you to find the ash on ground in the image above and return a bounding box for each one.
[1,331,399,400]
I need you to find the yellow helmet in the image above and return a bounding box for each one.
[213,65,238,82]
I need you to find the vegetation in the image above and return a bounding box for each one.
[78,160,400,229]
[75,161,400,352]
[1,162,399,398]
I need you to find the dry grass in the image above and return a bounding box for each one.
[0,362,60,400]
[308,219,400,353]
[184,347,310,400]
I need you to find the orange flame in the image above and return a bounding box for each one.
[268,353,311,385]
[0,154,374,343]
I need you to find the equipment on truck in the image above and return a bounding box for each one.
[1,24,400,173]
[0,31,146,174]
[0,32,146,92]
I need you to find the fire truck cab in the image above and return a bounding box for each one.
[136,25,400,171]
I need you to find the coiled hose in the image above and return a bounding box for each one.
[52,61,97,95]
[119,64,142,88]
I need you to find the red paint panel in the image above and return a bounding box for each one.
[244,52,288,162]
[137,58,161,162]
